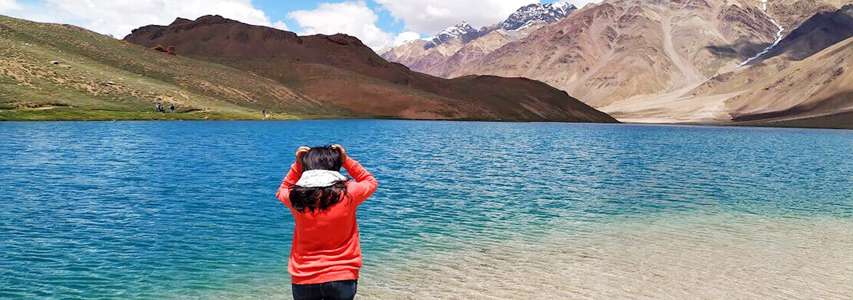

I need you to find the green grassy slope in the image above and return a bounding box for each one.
[0,15,344,120]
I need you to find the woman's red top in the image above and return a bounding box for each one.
[275,157,378,284]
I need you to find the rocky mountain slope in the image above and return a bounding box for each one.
[687,4,853,128]
[600,3,853,128]
[382,3,577,77]
[122,15,616,122]
[760,0,849,30]
[727,37,853,128]
[499,2,576,31]
[427,22,483,48]
[444,0,783,106]
[758,3,853,61]
[385,0,852,128]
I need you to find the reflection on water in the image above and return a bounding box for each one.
[1,121,852,299]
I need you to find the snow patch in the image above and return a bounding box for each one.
[738,0,784,67]
[500,2,576,31]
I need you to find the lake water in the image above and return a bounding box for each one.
[1,120,852,299]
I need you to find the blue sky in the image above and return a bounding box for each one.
[252,0,568,35]
[0,0,599,49]
[252,0,406,35]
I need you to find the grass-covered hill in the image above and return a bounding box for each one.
[0,15,348,120]
[0,15,617,123]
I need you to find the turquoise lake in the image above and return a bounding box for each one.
[1,120,852,299]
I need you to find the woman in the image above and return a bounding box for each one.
[275,144,378,300]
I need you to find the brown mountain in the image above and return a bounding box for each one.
[598,1,853,128]
[385,0,786,107]
[383,0,851,128]
[441,0,782,107]
[727,37,853,129]
[123,16,616,123]
[607,3,853,127]
[683,5,853,129]
[758,4,853,61]
[761,0,849,30]
[382,3,576,78]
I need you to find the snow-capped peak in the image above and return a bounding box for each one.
[500,2,577,31]
[426,21,482,48]
[421,2,576,49]
[551,1,573,11]
[438,21,476,37]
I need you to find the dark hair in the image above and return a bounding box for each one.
[289,146,348,213]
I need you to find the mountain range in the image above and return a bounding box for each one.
[382,2,577,77]
[1,0,850,128]
[0,14,614,122]
[383,0,853,129]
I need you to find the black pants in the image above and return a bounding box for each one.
[292,280,357,300]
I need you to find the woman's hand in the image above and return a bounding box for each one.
[331,144,347,161]
[295,146,310,163]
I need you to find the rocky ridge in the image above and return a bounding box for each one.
[382,2,578,76]
[123,15,617,123]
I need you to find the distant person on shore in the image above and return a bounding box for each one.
[275,144,378,300]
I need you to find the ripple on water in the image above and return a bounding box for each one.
[0,121,851,299]
[356,213,853,299]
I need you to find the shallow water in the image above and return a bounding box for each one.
[1,120,852,299]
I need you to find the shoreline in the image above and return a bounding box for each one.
[2,110,851,131]
[0,109,333,122]
[0,109,618,124]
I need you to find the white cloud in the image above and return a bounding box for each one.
[0,0,21,12]
[2,0,284,39]
[288,1,392,50]
[374,0,538,34]
[562,0,604,8]
[393,31,421,46]
[2,0,604,51]
[273,20,288,31]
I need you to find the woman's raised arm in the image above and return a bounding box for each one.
[343,156,378,206]
[333,144,377,206]
[275,146,310,208]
